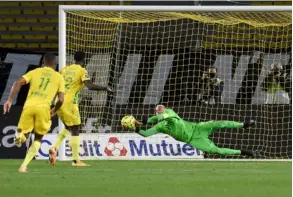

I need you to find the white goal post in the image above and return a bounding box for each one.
[57,5,292,161]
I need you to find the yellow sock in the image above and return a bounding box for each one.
[69,136,80,161]
[21,140,41,168]
[15,132,27,146]
[53,128,70,150]
[19,133,27,144]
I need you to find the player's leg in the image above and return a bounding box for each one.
[49,126,70,165]
[66,105,89,166]
[19,107,51,172]
[66,125,89,166]
[196,120,256,137]
[19,133,43,173]
[189,137,254,156]
[52,103,70,149]
[49,103,70,165]
[49,104,89,166]
[15,129,29,145]
[50,126,70,151]
[48,125,70,165]
[16,108,34,145]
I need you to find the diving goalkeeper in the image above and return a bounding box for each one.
[131,105,256,157]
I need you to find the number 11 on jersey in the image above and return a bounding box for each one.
[39,77,50,91]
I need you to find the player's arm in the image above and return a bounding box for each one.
[146,111,178,124]
[52,92,64,113]
[7,77,27,102]
[3,71,33,114]
[81,68,113,92]
[83,80,112,92]
[138,113,166,125]
[51,77,65,116]
[147,114,166,124]
[135,125,159,137]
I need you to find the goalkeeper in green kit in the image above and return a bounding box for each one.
[130,105,256,157]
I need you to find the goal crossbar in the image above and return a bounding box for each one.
[59,5,292,12]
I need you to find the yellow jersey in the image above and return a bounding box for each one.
[60,64,90,104]
[22,66,65,108]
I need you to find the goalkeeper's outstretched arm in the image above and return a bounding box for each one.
[132,105,172,137]
[147,114,166,124]
[133,120,159,137]
[135,127,159,137]
[146,110,178,124]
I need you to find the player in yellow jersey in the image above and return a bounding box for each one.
[3,53,65,173]
[49,51,112,166]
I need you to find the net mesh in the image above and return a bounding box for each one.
[65,10,292,159]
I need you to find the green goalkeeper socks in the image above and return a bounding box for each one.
[210,147,241,155]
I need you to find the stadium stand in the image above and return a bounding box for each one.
[0,1,290,52]
[252,1,291,5]
[0,1,123,52]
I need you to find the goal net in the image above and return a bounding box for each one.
[62,7,292,159]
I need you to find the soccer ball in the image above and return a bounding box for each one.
[121,115,136,130]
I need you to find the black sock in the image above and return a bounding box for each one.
[243,120,256,129]
[73,160,77,163]
[240,150,254,157]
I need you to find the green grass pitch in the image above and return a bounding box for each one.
[0,160,291,197]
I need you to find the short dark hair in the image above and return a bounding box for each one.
[43,53,56,63]
[74,51,85,62]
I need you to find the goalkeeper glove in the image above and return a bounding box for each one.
[134,127,140,133]
[141,116,148,125]
[133,117,148,134]
[133,117,148,126]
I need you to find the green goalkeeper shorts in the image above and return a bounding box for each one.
[189,137,217,152]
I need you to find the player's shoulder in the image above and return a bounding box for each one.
[54,71,63,77]
[28,67,45,76]
[52,70,64,80]
[64,64,85,72]
[31,67,43,73]
[165,109,180,116]
[165,108,175,113]
[77,65,86,72]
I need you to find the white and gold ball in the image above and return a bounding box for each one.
[121,115,136,130]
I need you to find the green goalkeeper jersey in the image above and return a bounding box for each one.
[138,109,194,143]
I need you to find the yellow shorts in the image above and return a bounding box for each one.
[57,102,81,126]
[18,106,51,135]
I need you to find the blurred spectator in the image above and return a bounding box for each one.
[198,67,224,104]
[261,63,290,104]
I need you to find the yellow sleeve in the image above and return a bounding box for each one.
[80,68,90,82]
[58,75,65,93]
[22,70,35,84]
